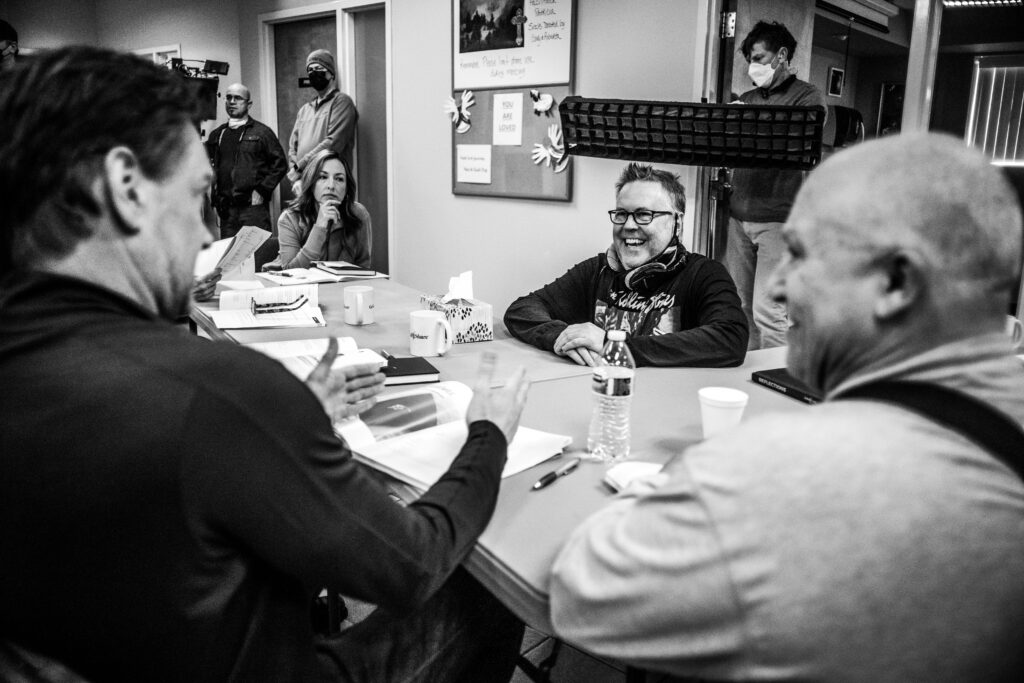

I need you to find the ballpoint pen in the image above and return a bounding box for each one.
[531,457,581,491]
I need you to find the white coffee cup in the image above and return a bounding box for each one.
[1006,315,1023,348]
[698,387,749,439]
[409,310,453,357]
[343,286,374,325]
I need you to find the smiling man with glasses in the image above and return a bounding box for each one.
[504,163,748,367]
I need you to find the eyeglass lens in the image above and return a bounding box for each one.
[609,210,662,225]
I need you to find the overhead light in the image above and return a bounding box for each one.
[943,0,1022,7]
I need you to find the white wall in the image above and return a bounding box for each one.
[3,0,241,132]
[95,0,241,132]
[3,0,98,48]
[389,0,709,314]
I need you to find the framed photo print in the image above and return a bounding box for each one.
[828,67,845,98]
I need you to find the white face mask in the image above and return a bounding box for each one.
[748,51,784,89]
[748,61,775,88]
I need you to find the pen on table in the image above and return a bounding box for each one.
[379,349,394,360]
[531,457,581,491]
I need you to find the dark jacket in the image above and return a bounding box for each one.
[0,271,507,682]
[504,252,748,367]
[205,117,288,207]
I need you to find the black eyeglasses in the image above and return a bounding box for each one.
[224,95,248,102]
[608,209,676,225]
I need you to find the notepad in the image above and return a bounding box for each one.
[244,337,387,379]
[355,422,570,491]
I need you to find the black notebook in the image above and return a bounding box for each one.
[751,368,823,405]
[383,356,441,386]
[314,261,378,278]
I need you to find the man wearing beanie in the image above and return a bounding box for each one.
[287,48,358,196]
[0,19,17,70]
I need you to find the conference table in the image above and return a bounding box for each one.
[190,277,808,634]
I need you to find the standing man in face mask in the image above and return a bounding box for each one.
[725,20,826,350]
[0,20,18,70]
[288,49,358,198]
[205,82,288,238]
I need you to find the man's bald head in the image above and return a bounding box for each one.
[226,83,250,100]
[224,83,251,119]
[774,133,1023,392]
[795,133,1022,304]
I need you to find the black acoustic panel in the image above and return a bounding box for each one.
[559,96,825,170]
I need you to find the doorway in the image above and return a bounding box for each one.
[260,3,391,274]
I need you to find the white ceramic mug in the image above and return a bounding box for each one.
[698,387,749,439]
[409,310,453,357]
[1006,315,1023,348]
[343,286,374,325]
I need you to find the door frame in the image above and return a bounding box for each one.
[258,1,394,273]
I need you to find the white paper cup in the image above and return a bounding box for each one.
[698,387,749,439]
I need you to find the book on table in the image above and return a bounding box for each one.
[751,367,823,405]
[256,268,353,285]
[243,337,387,378]
[313,261,383,278]
[208,284,326,329]
[335,381,572,492]
[382,356,441,385]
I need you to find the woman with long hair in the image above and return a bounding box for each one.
[272,149,371,269]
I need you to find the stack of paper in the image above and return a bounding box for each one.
[209,284,326,329]
[193,226,271,278]
[244,337,387,379]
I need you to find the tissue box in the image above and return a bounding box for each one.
[420,295,494,343]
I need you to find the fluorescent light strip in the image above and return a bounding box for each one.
[943,1,1022,8]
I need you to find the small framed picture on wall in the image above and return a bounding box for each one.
[827,67,845,98]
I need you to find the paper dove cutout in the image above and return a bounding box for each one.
[530,89,555,116]
[531,123,570,173]
[443,90,475,134]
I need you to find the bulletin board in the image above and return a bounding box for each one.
[451,85,573,201]
[449,0,576,201]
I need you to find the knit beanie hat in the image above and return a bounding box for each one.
[0,20,17,43]
[306,49,335,77]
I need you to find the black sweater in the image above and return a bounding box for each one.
[504,252,748,367]
[0,272,506,682]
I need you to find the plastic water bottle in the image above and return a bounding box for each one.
[586,330,635,462]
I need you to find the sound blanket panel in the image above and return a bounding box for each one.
[559,96,825,170]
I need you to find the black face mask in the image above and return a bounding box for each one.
[308,71,330,90]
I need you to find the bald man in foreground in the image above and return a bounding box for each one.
[549,133,1024,681]
[205,82,287,237]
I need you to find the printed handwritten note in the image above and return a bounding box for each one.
[492,93,523,146]
[456,144,492,184]
[453,0,573,90]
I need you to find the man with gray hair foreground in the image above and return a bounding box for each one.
[0,47,526,682]
[549,133,1024,681]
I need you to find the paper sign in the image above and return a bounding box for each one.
[492,93,523,146]
[456,144,492,184]
[453,0,574,90]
